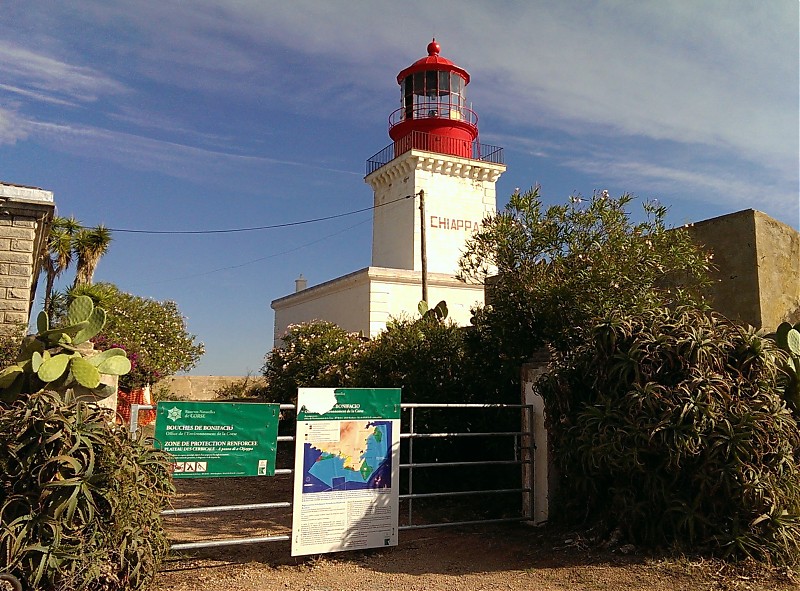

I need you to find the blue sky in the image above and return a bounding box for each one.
[1,2,797,376]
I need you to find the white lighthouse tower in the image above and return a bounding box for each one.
[272,40,506,343]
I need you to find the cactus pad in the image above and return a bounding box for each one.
[787,329,800,357]
[37,354,71,383]
[66,295,94,325]
[70,357,101,389]
[96,355,131,376]
[72,307,106,345]
[36,310,49,333]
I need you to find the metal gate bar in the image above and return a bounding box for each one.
[129,402,535,550]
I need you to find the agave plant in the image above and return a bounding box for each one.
[0,296,130,403]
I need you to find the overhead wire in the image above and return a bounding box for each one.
[138,215,373,286]
[105,194,412,235]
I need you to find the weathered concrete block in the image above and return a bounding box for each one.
[12,219,36,228]
[0,276,30,288]
[8,263,31,277]
[687,209,800,329]
[11,239,34,252]
[4,311,28,323]
[0,239,11,251]
[2,227,36,239]
[0,299,28,312]
[0,251,32,264]
[7,287,28,299]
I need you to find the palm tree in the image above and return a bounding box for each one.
[42,216,81,322]
[73,225,112,287]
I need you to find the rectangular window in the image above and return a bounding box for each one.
[438,71,450,95]
[425,71,438,97]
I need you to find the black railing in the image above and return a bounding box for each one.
[389,104,478,130]
[366,131,504,176]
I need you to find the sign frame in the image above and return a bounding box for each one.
[153,401,280,478]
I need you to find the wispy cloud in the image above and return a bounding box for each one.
[0,40,125,104]
[25,117,362,182]
[2,1,796,224]
[0,107,29,145]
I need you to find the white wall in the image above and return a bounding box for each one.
[272,267,485,345]
[367,151,505,277]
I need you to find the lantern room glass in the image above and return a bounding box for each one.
[401,71,466,121]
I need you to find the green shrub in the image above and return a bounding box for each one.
[213,375,266,400]
[353,314,468,402]
[85,283,204,388]
[0,390,174,590]
[538,306,800,564]
[262,321,365,403]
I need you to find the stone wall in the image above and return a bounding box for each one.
[156,375,265,401]
[687,209,800,329]
[0,183,54,329]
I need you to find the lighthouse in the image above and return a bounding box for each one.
[272,40,506,343]
[368,39,505,277]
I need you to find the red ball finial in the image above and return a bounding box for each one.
[427,38,440,56]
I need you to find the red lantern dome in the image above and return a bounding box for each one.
[388,39,478,159]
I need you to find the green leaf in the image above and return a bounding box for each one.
[36,310,49,332]
[37,353,71,382]
[72,307,106,345]
[786,329,800,356]
[88,347,127,367]
[66,295,94,325]
[0,365,23,388]
[776,322,793,349]
[70,357,100,389]
[31,350,43,372]
[18,336,45,360]
[96,355,131,375]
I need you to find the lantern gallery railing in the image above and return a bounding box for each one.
[388,103,479,129]
[366,131,504,176]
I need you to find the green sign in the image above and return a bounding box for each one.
[153,401,280,478]
[296,388,402,422]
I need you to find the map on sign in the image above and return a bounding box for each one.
[302,420,392,492]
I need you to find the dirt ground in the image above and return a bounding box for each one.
[154,476,798,591]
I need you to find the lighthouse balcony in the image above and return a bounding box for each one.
[389,103,479,130]
[366,130,503,176]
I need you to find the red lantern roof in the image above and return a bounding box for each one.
[396,38,470,85]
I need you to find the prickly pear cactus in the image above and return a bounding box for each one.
[0,296,131,404]
[774,321,800,414]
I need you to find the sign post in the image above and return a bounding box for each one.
[291,388,401,556]
[153,401,280,478]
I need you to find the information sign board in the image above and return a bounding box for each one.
[153,401,280,478]
[291,388,401,556]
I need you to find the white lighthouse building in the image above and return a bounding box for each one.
[271,40,506,344]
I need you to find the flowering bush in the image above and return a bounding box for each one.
[91,285,204,388]
[262,321,365,403]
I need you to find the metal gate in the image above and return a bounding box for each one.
[129,401,540,552]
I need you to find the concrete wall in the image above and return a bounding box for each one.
[0,183,54,328]
[687,209,800,329]
[753,211,800,327]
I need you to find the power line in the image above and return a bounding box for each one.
[106,194,411,235]
[139,215,373,286]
